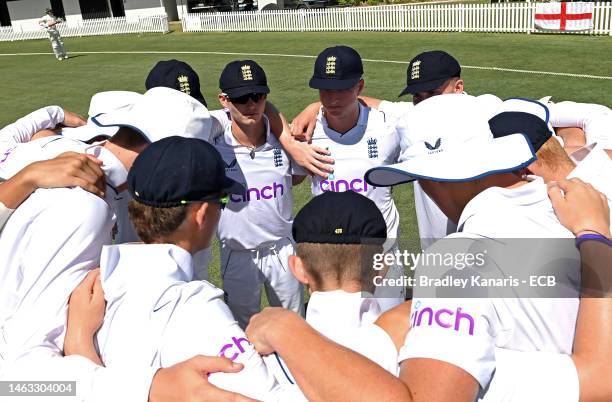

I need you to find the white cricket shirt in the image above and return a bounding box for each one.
[96,243,279,400]
[310,104,401,239]
[214,116,304,250]
[399,178,580,392]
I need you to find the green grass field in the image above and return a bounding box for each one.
[1,30,610,293]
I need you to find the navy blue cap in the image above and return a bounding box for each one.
[399,50,461,97]
[489,111,552,152]
[309,46,364,90]
[293,191,387,245]
[128,136,244,208]
[145,59,208,107]
[219,60,270,99]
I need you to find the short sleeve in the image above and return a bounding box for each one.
[0,200,14,231]
[399,297,497,388]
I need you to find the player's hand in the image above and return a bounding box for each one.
[62,109,87,128]
[246,307,303,356]
[23,152,105,197]
[547,178,611,238]
[64,269,105,365]
[66,268,106,340]
[148,356,259,402]
[290,102,321,142]
[288,141,334,179]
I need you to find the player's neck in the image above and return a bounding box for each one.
[324,102,360,134]
[231,119,266,148]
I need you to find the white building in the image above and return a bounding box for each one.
[0,0,183,30]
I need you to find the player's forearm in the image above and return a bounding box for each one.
[0,105,64,145]
[272,314,411,402]
[0,167,38,208]
[64,332,103,366]
[572,241,612,402]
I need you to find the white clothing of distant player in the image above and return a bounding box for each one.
[399,178,580,400]
[96,243,280,400]
[212,116,305,328]
[39,13,67,60]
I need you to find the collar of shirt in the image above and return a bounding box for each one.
[100,243,194,309]
[306,290,381,334]
[317,103,369,145]
[222,114,276,151]
[457,176,552,232]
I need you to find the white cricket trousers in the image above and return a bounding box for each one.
[221,237,304,329]
[47,30,66,59]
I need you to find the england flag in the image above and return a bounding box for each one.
[535,2,594,31]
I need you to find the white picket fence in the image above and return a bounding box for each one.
[182,2,612,34]
[0,15,169,42]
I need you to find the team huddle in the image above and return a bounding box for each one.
[0,46,610,402]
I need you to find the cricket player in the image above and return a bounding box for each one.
[304,45,405,310]
[213,60,306,329]
[39,8,67,61]
[89,136,279,400]
[0,88,214,400]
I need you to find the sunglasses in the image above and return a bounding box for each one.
[227,93,266,105]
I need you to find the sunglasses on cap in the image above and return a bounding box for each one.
[227,93,266,105]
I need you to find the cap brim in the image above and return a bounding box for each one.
[365,133,536,187]
[398,77,452,97]
[61,123,118,143]
[90,112,151,143]
[309,76,360,90]
[221,176,245,195]
[224,86,270,99]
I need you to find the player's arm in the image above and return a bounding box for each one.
[265,101,334,178]
[246,307,413,402]
[0,152,105,210]
[548,178,612,401]
[0,106,85,145]
[64,269,105,366]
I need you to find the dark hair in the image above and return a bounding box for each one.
[128,201,188,243]
[109,127,149,151]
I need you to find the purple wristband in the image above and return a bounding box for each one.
[575,233,612,249]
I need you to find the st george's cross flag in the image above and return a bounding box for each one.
[535,2,594,31]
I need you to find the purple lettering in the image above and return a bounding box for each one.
[416,307,434,326]
[454,308,475,336]
[434,308,453,329]
[273,181,284,197]
[261,185,273,199]
[230,194,242,203]
[334,179,349,192]
[320,180,330,192]
[247,187,260,201]
[233,336,250,353]
[218,343,239,361]
[350,178,367,192]
[412,306,475,336]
